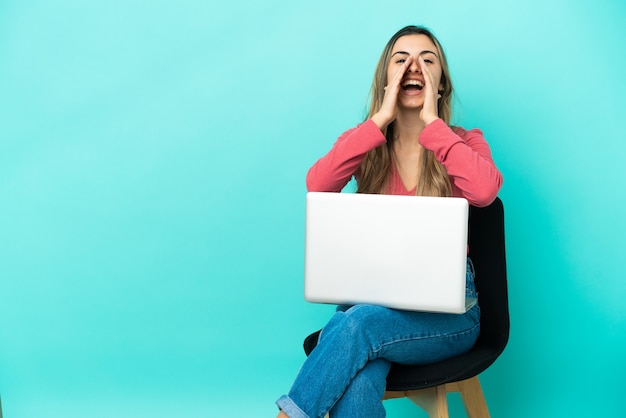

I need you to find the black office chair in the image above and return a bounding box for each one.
[303,197,509,417]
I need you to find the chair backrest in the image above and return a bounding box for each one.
[468,197,509,353]
[383,197,510,390]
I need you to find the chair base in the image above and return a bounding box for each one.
[383,376,490,418]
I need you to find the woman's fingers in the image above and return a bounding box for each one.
[418,56,440,125]
[393,56,412,87]
[418,57,435,94]
[376,57,412,128]
[384,57,410,99]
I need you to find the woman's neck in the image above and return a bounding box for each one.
[390,110,426,192]
[392,110,426,151]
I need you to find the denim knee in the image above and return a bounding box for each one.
[322,305,388,346]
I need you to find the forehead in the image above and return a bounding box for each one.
[391,34,438,54]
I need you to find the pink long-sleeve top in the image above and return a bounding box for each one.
[306,118,502,207]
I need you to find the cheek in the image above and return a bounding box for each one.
[433,67,444,88]
[432,66,443,79]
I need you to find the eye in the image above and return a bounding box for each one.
[423,58,434,64]
[396,58,406,64]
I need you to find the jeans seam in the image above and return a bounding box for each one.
[372,320,480,356]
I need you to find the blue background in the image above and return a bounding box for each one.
[1,0,625,416]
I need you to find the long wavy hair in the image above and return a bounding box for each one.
[357,26,453,196]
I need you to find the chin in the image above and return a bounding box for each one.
[398,100,424,110]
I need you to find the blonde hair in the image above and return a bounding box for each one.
[357,26,454,197]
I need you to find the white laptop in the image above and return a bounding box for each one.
[304,192,476,314]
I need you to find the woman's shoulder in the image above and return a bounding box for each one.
[450,124,485,139]
[334,119,386,145]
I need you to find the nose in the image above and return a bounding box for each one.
[407,56,421,73]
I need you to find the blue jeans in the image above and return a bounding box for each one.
[276,259,480,418]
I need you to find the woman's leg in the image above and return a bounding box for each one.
[328,358,390,418]
[276,304,480,418]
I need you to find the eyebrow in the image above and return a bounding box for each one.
[392,50,439,58]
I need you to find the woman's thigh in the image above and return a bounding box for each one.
[335,304,480,365]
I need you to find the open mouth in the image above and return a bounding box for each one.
[402,79,424,91]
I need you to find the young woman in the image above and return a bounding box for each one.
[276,25,503,418]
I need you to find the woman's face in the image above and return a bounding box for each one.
[387,34,444,108]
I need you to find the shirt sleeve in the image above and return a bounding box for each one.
[419,119,503,207]
[306,119,387,192]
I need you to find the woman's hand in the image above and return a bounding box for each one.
[371,56,413,131]
[418,56,441,126]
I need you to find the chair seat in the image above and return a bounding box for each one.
[385,342,505,391]
[305,330,506,392]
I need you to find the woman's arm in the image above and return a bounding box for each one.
[419,119,503,207]
[306,119,387,192]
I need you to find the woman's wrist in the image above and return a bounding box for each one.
[422,115,441,126]
[372,113,392,132]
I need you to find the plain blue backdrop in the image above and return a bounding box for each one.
[1,0,625,416]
